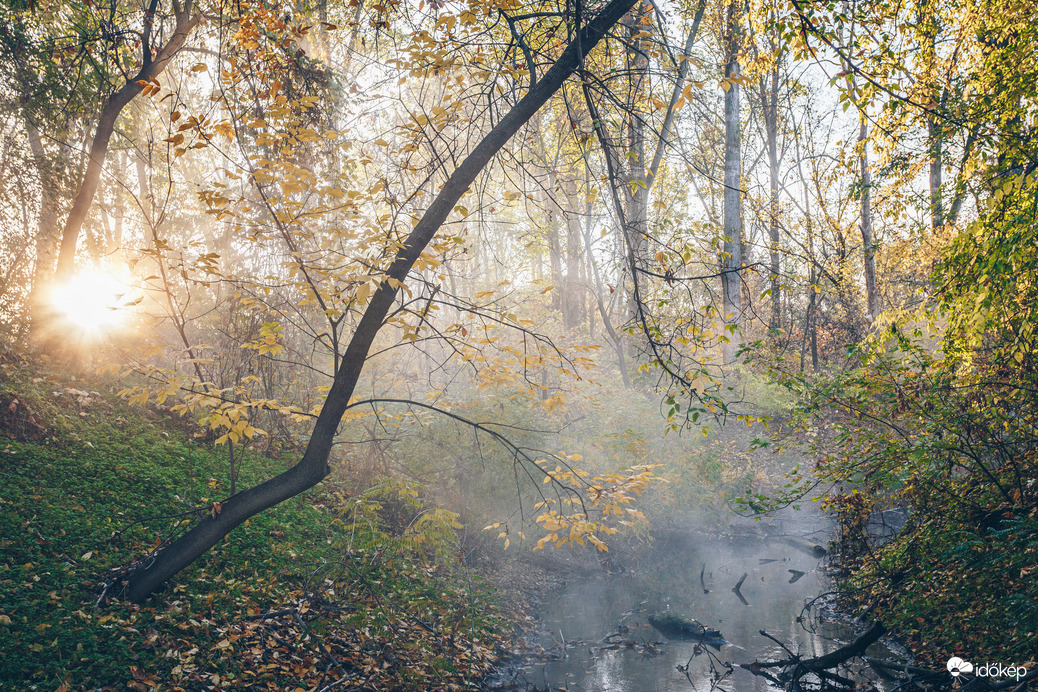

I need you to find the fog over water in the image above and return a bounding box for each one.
[500,506,898,691]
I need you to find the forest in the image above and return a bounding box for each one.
[0,0,1036,690]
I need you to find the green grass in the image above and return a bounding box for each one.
[0,362,504,690]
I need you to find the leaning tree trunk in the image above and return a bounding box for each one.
[123,0,641,603]
[721,0,743,365]
[52,1,200,279]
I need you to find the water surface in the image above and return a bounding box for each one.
[506,518,894,691]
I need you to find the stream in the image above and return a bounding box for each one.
[495,513,900,691]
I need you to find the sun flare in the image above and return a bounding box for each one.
[49,272,130,335]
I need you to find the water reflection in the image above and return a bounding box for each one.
[517,523,892,691]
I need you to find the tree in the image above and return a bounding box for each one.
[720,0,744,363]
[121,0,642,602]
[748,1,785,334]
[53,0,200,279]
[839,39,880,324]
[766,0,1038,664]
[0,0,202,320]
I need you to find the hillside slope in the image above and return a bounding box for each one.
[0,358,503,691]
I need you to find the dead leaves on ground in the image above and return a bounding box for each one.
[145,578,500,691]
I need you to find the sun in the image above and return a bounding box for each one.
[49,271,130,336]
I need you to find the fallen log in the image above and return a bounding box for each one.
[864,656,946,682]
[743,624,1036,692]
[796,622,885,673]
[741,622,886,690]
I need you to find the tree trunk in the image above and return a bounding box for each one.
[805,207,819,372]
[858,116,880,323]
[584,201,631,387]
[580,0,705,363]
[762,65,781,333]
[841,17,880,325]
[542,177,565,317]
[927,114,944,231]
[918,0,945,232]
[623,5,650,333]
[25,122,60,305]
[562,173,585,331]
[122,0,641,603]
[721,1,743,365]
[52,1,200,279]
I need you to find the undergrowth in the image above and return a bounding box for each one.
[0,354,504,691]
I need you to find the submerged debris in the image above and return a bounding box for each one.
[647,612,731,648]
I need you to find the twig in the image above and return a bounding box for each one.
[291,610,343,671]
[758,629,797,659]
[246,607,298,620]
[315,674,361,692]
[732,572,749,605]
[739,661,785,686]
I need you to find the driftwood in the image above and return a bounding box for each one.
[743,624,1038,691]
[740,622,885,690]
[864,656,946,682]
[800,622,884,671]
[777,535,828,558]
